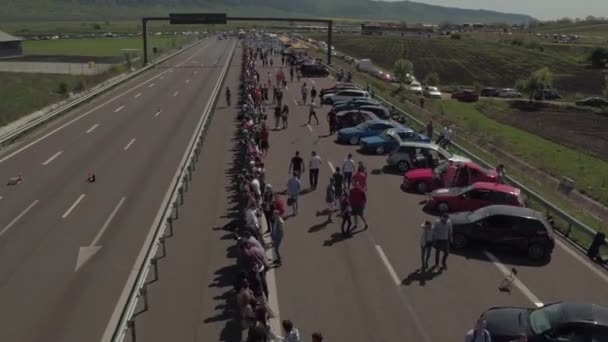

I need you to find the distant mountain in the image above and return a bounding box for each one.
[0,0,534,24]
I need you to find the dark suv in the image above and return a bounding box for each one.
[481,87,500,97]
[534,89,561,101]
[449,205,555,260]
[300,63,329,77]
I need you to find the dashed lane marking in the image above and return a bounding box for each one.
[328,161,335,173]
[62,194,85,219]
[86,124,99,134]
[134,92,142,99]
[114,105,124,113]
[0,200,39,237]
[185,79,190,84]
[42,151,63,166]
[555,238,608,284]
[123,138,136,151]
[307,124,313,132]
[155,109,162,117]
[173,91,179,97]
[148,83,155,88]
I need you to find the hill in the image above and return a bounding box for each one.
[0,0,533,24]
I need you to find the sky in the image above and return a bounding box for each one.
[382,0,608,20]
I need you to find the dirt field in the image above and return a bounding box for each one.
[477,101,608,162]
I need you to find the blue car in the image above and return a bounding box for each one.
[336,120,399,145]
[360,127,431,154]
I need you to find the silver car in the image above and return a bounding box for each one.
[386,142,471,172]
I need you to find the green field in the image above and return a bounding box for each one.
[310,33,605,96]
[533,21,608,37]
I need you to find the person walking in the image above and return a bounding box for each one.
[310,85,318,104]
[465,317,492,342]
[286,172,302,216]
[352,165,368,191]
[281,104,290,129]
[301,83,308,104]
[332,167,344,205]
[342,154,356,190]
[271,210,285,266]
[308,100,319,125]
[277,320,301,342]
[325,178,337,222]
[289,151,305,178]
[277,88,284,107]
[328,108,338,135]
[274,105,282,130]
[433,212,453,269]
[420,221,434,270]
[426,120,433,140]
[348,184,368,231]
[339,193,352,236]
[308,151,321,190]
[496,164,506,184]
[312,332,324,342]
[260,125,270,157]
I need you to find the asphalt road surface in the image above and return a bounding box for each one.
[0,37,236,342]
[134,50,608,342]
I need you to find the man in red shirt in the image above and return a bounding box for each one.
[352,166,367,192]
[348,185,368,231]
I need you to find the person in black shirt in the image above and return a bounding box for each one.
[332,167,344,200]
[310,86,318,104]
[327,108,337,135]
[288,151,305,178]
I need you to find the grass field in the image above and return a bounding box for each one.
[310,33,605,95]
[22,36,194,57]
[533,22,608,38]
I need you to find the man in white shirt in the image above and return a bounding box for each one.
[309,151,322,190]
[250,173,262,208]
[341,153,356,190]
[433,212,453,269]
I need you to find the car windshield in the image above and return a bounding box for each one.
[466,207,488,222]
[437,146,453,159]
[529,304,564,334]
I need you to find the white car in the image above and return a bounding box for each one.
[409,81,423,94]
[322,89,370,105]
[386,142,471,172]
[424,86,442,99]
[498,88,522,98]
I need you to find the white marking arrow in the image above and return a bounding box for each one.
[75,197,126,272]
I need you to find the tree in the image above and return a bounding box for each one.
[393,59,413,89]
[517,67,554,101]
[604,75,608,99]
[57,82,68,95]
[424,72,440,86]
[588,47,608,68]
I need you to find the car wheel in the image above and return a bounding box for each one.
[452,233,468,249]
[437,202,449,213]
[349,136,359,145]
[375,146,385,155]
[528,244,547,260]
[416,182,428,194]
[398,161,410,172]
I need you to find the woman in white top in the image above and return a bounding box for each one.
[420,220,434,270]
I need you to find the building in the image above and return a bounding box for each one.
[0,30,23,58]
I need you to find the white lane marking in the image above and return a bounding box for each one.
[0,40,206,166]
[0,200,39,237]
[293,99,298,106]
[375,245,401,286]
[555,238,608,284]
[483,251,544,307]
[307,124,313,132]
[62,194,86,219]
[148,83,155,88]
[86,123,99,134]
[123,138,136,151]
[311,79,316,85]
[159,76,164,80]
[134,92,142,99]
[172,91,179,97]
[114,105,124,113]
[155,109,162,117]
[0,196,3,200]
[185,79,190,84]
[41,150,63,166]
[285,85,289,90]
[328,161,335,173]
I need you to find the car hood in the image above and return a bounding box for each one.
[360,135,386,145]
[449,155,472,163]
[430,187,458,198]
[339,127,363,136]
[405,168,433,180]
[484,307,531,338]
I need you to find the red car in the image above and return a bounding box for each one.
[424,182,524,213]
[403,161,498,193]
[451,90,479,102]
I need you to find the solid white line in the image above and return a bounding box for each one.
[154,109,162,117]
[172,91,179,97]
[483,251,544,307]
[114,105,124,113]
[41,150,63,165]
[159,76,164,80]
[91,197,126,246]
[123,138,135,151]
[311,79,316,85]
[328,161,335,173]
[185,79,190,84]
[293,99,298,106]
[0,200,39,237]
[555,238,608,284]
[86,123,99,133]
[148,83,155,88]
[307,124,313,132]
[134,92,142,99]
[62,194,86,219]
[375,245,401,286]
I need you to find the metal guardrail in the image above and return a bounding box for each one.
[0,37,205,147]
[320,62,607,260]
[109,40,237,342]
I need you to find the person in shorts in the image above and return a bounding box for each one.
[348,184,368,231]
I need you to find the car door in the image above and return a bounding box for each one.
[472,215,514,247]
[458,189,491,211]
[470,168,484,183]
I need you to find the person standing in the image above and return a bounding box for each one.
[277,88,284,107]
[281,104,290,129]
[339,193,352,236]
[290,67,294,82]
[271,210,285,266]
[286,173,302,216]
[274,105,282,130]
[308,100,319,125]
[225,86,231,106]
[433,212,453,269]
[352,165,368,191]
[420,221,434,270]
[426,120,433,140]
[308,151,321,190]
[310,85,318,104]
[260,125,270,157]
[348,185,368,231]
[301,83,308,104]
[342,154,356,189]
[328,108,338,135]
[332,167,344,204]
[289,151,305,178]
[465,318,492,342]
[312,332,324,342]
[496,164,506,184]
[325,178,337,222]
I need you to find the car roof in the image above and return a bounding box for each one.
[387,126,414,134]
[336,110,378,117]
[472,182,519,194]
[358,105,387,110]
[362,119,394,125]
[476,205,540,219]
[542,302,608,326]
[397,141,440,148]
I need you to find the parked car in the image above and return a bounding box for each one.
[498,88,523,98]
[321,83,358,97]
[424,182,525,213]
[322,89,370,105]
[481,87,500,97]
[336,120,398,145]
[403,161,498,194]
[335,110,379,130]
[449,205,555,260]
[300,63,329,77]
[386,142,471,172]
[534,89,561,101]
[451,89,479,102]
[423,86,442,99]
[356,105,390,120]
[360,127,431,155]
[575,97,608,108]
[482,302,608,342]
[333,98,381,112]
[409,81,423,94]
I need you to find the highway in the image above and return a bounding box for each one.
[0,37,236,342]
[134,49,608,342]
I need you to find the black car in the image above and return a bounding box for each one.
[576,97,608,108]
[483,302,608,342]
[335,110,379,130]
[357,105,390,120]
[300,63,329,77]
[534,89,561,101]
[449,205,555,260]
[481,87,500,97]
[333,98,381,112]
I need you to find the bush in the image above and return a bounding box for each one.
[450,33,462,40]
[424,72,440,86]
[74,80,85,92]
[511,39,524,46]
[588,47,608,68]
[57,82,68,95]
